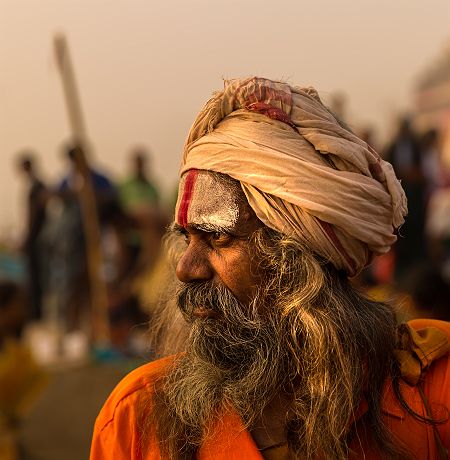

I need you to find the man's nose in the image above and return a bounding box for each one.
[176,244,214,283]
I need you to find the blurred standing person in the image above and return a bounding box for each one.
[385,117,422,180]
[385,117,426,278]
[53,145,117,331]
[119,148,160,214]
[110,149,166,336]
[59,145,117,223]
[426,181,450,279]
[16,153,48,321]
[420,129,444,201]
[118,148,163,273]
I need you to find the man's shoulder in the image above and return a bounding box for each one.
[408,318,450,340]
[379,319,450,455]
[94,355,176,431]
[382,318,450,416]
[408,318,450,391]
[406,318,450,371]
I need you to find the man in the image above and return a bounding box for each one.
[54,145,117,331]
[91,78,450,459]
[17,153,48,320]
[384,117,426,279]
[119,148,160,214]
[118,147,165,280]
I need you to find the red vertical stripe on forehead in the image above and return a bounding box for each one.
[177,169,198,227]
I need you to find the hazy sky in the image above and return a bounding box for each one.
[1,0,449,238]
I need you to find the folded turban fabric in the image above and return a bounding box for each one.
[179,77,407,276]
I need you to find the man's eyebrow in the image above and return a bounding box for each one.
[170,223,187,235]
[170,222,235,234]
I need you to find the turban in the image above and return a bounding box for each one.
[178,77,407,276]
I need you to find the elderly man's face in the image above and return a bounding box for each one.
[174,170,263,316]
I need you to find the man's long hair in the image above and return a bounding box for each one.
[141,227,404,459]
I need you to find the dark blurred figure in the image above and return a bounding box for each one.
[420,129,443,201]
[385,117,426,278]
[385,117,422,180]
[402,264,450,321]
[425,179,450,280]
[16,153,48,320]
[0,281,26,344]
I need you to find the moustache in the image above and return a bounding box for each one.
[176,282,241,320]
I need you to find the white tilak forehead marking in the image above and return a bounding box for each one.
[178,171,240,230]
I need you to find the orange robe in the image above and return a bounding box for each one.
[90,319,450,459]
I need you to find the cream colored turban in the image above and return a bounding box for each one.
[179,77,407,276]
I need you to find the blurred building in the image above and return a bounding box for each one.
[415,45,450,128]
[414,44,450,169]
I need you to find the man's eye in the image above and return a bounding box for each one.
[209,232,232,246]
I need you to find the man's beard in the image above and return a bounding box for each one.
[162,281,288,432]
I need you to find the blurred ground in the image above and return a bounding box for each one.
[19,359,142,460]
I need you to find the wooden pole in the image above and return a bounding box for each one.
[53,34,110,346]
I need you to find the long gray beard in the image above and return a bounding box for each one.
[162,282,288,434]
[149,231,400,460]
[151,276,399,460]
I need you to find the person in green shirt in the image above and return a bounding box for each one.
[119,148,159,214]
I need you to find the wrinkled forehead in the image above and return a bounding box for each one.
[175,169,248,231]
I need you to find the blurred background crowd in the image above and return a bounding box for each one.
[1,142,174,460]
[1,1,450,459]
